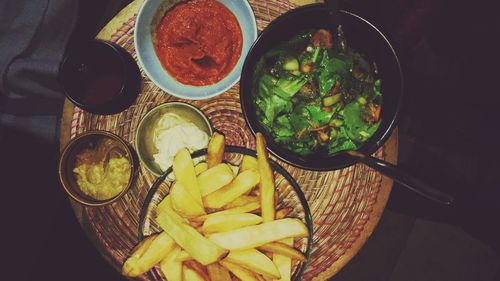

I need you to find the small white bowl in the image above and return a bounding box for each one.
[134,0,258,100]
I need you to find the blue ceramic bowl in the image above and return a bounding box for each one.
[135,0,258,100]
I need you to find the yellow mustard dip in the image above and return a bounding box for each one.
[73,138,131,200]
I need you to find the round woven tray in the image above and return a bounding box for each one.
[59,0,397,280]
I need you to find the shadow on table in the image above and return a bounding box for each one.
[0,126,127,281]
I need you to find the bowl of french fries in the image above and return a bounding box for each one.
[122,132,313,281]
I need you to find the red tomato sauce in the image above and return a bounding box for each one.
[154,0,243,86]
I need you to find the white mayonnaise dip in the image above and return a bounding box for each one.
[153,113,209,171]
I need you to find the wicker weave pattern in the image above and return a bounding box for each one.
[69,1,386,280]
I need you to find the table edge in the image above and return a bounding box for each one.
[313,130,397,280]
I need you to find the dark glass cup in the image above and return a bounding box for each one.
[59,39,141,115]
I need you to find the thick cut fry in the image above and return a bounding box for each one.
[156,195,185,224]
[189,219,203,228]
[275,208,293,219]
[225,249,281,278]
[175,250,193,262]
[184,260,210,281]
[240,155,258,172]
[204,169,260,209]
[170,182,206,218]
[157,194,171,215]
[223,195,260,209]
[122,232,176,277]
[272,238,293,281]
[254,273,267,281]
[183,264,209,281]
[209,218,308,250]
[240,155,257,195]
[156,212,228,265]
[207,263,232,281]
[202,213,263,234]
[195,162,209,175]
[192,202,261,222]
[122,234,156,277]
[258,241,305,261]
[207,132,225,168]
[173,148,203,207]
[198,163,235,196]
[255,133,275,222]
[220,260,259,281]
[160,245,183,281]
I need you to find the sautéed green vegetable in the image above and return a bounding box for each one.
[254,28,382,155]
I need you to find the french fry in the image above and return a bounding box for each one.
[192,202,261,222]
[225,249,281,279]
[202,213,263,234]
[175,250,193,262]
[255,133,275,222]
[209,218,308,250]
[122,232,176,277]
[255,273,267,281]
[173,148,203,207]
[223,195,260,209]
[183,264,209,281]
[122,234,156,277]
[157,194,171,215]
[207,263,232,281]
[195,162,209,175]
[240,155,258,172]
[275,208,293,219]
[240,155,258,195]
[160,245,183,281]
[204,169,260,209]
[189,219,204,228]
[156,195,185,224]
[198,163,235,196]
[125,134,305,281]
[207,132,225,168]
[156,211,228,265]
[257,241,305,261]
[220,260,259,281]
[184,260,210,281]
[170,182,206,218]
[272,238,294,281]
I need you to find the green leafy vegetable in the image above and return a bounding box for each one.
[305,104,334,126]
[274,75,308,98]
[253,29,382,156]
[328,127,358,154]
[342,102,380,143]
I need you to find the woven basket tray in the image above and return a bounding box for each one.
[65,0,396,280]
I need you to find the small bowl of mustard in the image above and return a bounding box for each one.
[58,131,138,206]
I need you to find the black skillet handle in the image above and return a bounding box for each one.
[346,150,455,205]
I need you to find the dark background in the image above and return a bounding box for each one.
[2,0,500,280]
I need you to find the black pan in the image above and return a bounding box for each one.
[240,3,454,205]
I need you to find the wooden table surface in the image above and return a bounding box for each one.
[59,0,398,279]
